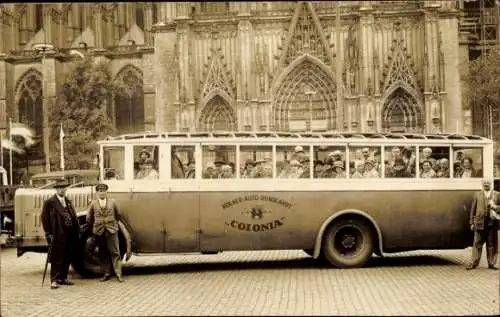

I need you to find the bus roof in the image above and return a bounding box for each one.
[30,169,99,180]
[97,131,493,143]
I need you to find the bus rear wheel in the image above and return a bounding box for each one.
[322,218,374,268]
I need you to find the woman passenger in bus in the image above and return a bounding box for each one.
[333,161,346,178]
[203,162,218,179]
[420,160,437,178]
[288,160,303,178]
[313,160,324,178]
[319,158,336,178]
[436,158,450,178]
[137,159,159,180]
[220,165,234,179]
[363,159,379,178]
[460,157,480,178]
[277,160,291,178]
[242,159,255,178]
[351,161,365,179]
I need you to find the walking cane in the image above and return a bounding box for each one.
[42,235,54,287]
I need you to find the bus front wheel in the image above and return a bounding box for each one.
[72,230,127,277]
[322,218,374,269]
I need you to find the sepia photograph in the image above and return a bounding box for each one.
[0,1,499,316]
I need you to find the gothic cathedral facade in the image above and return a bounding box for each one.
[0,1,470,173]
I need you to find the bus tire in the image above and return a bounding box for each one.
[322,218,374,269]
[72,229,126,278]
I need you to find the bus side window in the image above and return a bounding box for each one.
[172,145,195,179]
[103,146,125,180]
[202,145,236,179]
[419,146,450,178]
[240,145,273,179]
[348,146,381,179]
[276,145,310,179]
[134,146,160,180]
[312,146,346,179]
[385,146,416,178]
[452,148,483,178]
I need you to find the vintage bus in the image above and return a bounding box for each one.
[14,131,493,275]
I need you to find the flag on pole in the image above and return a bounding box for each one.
[60,123,65,171]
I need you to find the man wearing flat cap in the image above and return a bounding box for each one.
[41,179,80,289]
[85,183,125,282]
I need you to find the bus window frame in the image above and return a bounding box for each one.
[130,144,161,181]
[451,144,487,179]
[415,144,452,179]
[238,143,274,180]
[346,143,384,179]
[200,141,239,180]
[169,143,199,180]
[101,145,126,182]
[381,144,418,179]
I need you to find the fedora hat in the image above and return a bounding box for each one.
[95,183,109,191]
[53,179,70,188]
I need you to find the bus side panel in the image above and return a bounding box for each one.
[198,190,473,253]
[113,191,200,253]
[199,191,315,251]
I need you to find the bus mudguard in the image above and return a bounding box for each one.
[76,210,133,261]
[313,209,385,259]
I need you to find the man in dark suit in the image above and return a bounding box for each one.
[86,183,124,282]
[466,178,499,270]
[41,179,80,289]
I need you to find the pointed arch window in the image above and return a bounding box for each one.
[382,87,423,133]
[114,66,144,134]
[17,71,43,158]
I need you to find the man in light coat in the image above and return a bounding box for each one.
[466,178,499,270]
[85,183,125,281]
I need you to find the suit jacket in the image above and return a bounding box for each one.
[86,198,124,236]
[41,194,79,261]
[470,190,500,230]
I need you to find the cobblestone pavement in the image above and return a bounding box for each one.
[1,247,499,317]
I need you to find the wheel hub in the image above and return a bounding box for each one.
[341,234,356,249]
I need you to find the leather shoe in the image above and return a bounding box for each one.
[58,279,74,285]
[50,282,59,289]
[116,275,124,283]
[465,265,476,270]
[100,273,111,282]
[488,265,498,270]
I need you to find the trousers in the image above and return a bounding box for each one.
[471,228,498,267]
[97,230,122,277]
[50,231,77,282]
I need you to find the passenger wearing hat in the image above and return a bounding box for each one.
[41,179,80,289]
[313,160,324,178]
[85,183,125,282]
[333,161,346,178]
[363,159,379,178]
[203,162,218,179]
[319,158,336,178]
[288,160,304,178]
[136,158,158,180]
[390,158,411,178]
[242,159,256,178]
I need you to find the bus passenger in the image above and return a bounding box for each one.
[242,159,255,178]
[390,147,402,165]
[391,158,411,178]
[328,150,343,163]
[293,146,306,162]
[203,162,218,179]
[185,160,195,179]
[313,160,324,178]
[300,158,310,178]
[277,160,291,178]
[288,160,303,178]
[351,161,365,179]
[361,148,371,161]
[136,159,158,180]
[460,157,480,178]
[320,158,336,178]
[363,160,379,178]
[436,158,450,178]
[420,160,437,178]
[452,161,462,178]
[373,150,382,174]
[262,165,273,178]
[220,164,233,179]
[353,149,364,167]
[333,161,346,178]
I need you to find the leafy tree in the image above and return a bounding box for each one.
[50,59,119,170]
[463,48,500,159]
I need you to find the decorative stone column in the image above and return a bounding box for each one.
[237,12,253,131]
[423,3,440,133]
[359,4,374,132]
